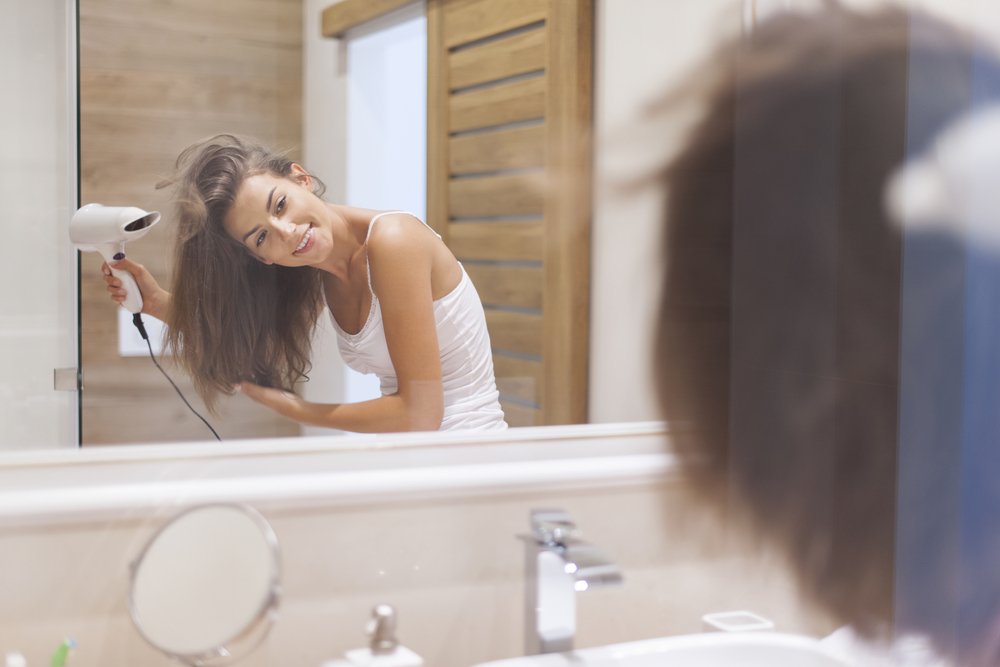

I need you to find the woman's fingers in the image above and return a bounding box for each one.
[236,383,304,420]
[102,270,126,303]
[101,261,128,295]
[106,286,126,303]
[101,257,156,312]
[102,265,125,302]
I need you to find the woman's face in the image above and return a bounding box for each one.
[223,165,333,267]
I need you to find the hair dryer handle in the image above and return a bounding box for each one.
[110,265,144,314]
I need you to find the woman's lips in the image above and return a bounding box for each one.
[293,226,314,255]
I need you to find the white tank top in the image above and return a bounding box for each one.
[330,212,508,431]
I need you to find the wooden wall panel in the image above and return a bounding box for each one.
[427,0,592,425]
[448,220,544,261]
[441,0,547,48]
[81,2,301,79]
[449,123,545,173]
[448,26,546,90]
[448,76,546,132]
[485,311,543,357]
[464,264,543,309]
[493,355,543,404]
[79,0,304,445]
[449,172,545,218]
[541,0,592,424]
[322,0,414,37]
[501,400,541,427]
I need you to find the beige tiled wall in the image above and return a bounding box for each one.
[0,480,833,667]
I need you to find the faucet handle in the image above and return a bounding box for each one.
[530,509,582,545]
[367,603,399,654]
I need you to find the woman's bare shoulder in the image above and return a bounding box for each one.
[367,212,435,253]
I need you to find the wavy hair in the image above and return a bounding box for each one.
[157,134,326,411]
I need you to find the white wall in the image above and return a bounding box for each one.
[0,1,78,449]
[589,0,741,423]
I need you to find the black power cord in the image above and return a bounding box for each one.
[132,313,222,441]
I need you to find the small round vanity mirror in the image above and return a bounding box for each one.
[128,503,281,665]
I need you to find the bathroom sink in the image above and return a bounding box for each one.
[473,632,852,667]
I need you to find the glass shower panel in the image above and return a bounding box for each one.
[0,2,79,449]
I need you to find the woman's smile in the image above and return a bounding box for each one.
[293,225,315,256]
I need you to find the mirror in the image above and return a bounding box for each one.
[71,0,672,444]
[129,504,281,665]
[6,0,1000,449]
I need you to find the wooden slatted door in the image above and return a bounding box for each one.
[427,0,593,426]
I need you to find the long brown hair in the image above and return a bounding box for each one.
[158,134,326,411]
[653,3,1000,656]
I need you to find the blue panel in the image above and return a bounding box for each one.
[896,15,1000,660]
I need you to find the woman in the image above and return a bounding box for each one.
[653,3,1000,665]
[104,134,506,432]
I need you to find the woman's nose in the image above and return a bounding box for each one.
[271,217,295,240]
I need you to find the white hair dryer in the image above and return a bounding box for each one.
[70,203,161,314]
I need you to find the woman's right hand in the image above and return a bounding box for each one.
[102,257,172,323]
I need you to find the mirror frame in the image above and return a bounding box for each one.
[0,422,669,527]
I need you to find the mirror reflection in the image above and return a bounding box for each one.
[74,0,643,445]
[5,0,1000,449]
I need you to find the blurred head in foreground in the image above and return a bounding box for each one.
[653,3,1000,662]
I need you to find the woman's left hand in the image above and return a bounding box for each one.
[235,382,308,421]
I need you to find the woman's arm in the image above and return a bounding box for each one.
[240,214,446,432]
[235,385,440,433]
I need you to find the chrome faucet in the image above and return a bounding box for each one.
[522,509,623,655]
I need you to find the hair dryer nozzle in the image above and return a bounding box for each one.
[69,203,161,248]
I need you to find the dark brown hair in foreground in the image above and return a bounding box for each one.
[654,3,1000,659]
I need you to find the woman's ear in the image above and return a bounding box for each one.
[289,163,312,189]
